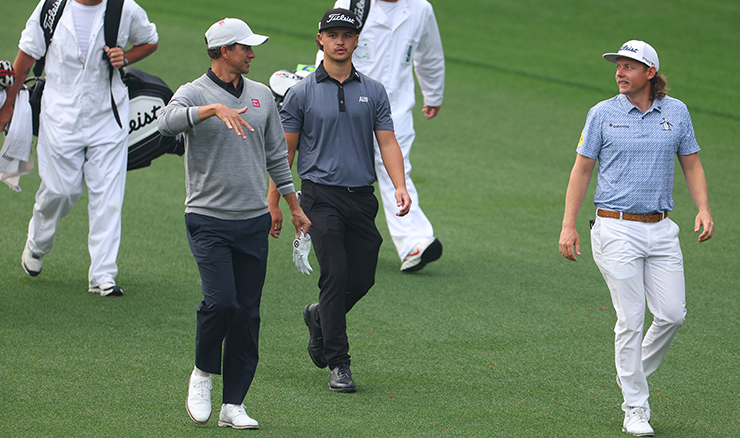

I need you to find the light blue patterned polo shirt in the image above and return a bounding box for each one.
[577,93,700,214]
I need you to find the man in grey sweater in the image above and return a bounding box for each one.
[157,18,310,430]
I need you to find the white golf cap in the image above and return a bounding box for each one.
[205,18,269,49]
[603,40,659,72]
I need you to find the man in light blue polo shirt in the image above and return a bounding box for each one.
[268,8,411,393]
[559,40,714,436]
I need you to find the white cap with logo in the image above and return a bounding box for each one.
[205,18,269,49]
[603,40,660,72]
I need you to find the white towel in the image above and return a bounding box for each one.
[0,88,35,192]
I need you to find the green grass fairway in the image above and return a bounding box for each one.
[1,0,739,436]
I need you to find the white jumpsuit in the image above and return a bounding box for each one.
[321,0,445,260]
[19,0,158,287]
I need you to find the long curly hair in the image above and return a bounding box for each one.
[650,72,668,100]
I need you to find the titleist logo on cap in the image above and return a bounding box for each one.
[620,44,656,67]
[327,13,356,25]
[319,8,360,31]
[619,44,639,53]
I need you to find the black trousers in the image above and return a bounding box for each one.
[300,181,383,369]
[185,212,270,404]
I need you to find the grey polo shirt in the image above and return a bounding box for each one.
[280,62,394,187]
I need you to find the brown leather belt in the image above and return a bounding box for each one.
[597,209,667,223]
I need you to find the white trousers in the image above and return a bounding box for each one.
[27,134,128,288]
[374,110,434,260]
[590,215,686,413]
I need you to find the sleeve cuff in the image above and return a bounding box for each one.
[276,182,295,197]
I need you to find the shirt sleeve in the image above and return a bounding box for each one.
[413,4,445,107]
[123,0,159,47]
[676,106,701,156]
[279,86,304,134]
[157,83,201,137]
[18,0,47,61]
[576,105,603,159]
[374,82,394,131]
[264,97,295,196]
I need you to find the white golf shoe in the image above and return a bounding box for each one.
[622,407,654,436]
[400,237,443,272]
[21,244,43,277]
[186,369,212,424]
[218,403,259,429]
[88,282,124,297]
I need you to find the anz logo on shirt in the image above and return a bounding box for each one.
[359,96,369,103]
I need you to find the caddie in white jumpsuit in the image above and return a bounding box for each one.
[559,40,714,436]
[318,0,445,272]
[0,0,158,296]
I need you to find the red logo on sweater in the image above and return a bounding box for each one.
[252,99,260,107]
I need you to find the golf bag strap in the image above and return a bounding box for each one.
[349,0,371,32]
[34,0,68,77]
[105,0,125,129]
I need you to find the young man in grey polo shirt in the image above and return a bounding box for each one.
[268,8,411,393]
[158,18,310,429]
[559,40,713,436]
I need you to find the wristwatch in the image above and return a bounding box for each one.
[123,55,130,67]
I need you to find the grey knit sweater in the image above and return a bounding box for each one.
[158,74,294,220]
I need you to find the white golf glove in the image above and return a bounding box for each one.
[293,231,313,275]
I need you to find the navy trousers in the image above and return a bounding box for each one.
[185,212,270,404]
[300,181,383,369]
